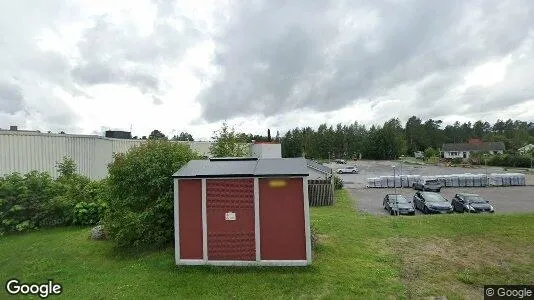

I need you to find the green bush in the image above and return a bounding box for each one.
[451,158,463,165]
[0,171,60,234]
[0,158,109,235]
[333,175,344,190]
[73,201,108,225]
[424,147,440,158]
[486,154,531,168]
[103,140,199,249]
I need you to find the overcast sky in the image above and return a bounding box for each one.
[1,0,533,140]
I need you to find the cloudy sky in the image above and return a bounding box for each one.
[1,0,533,140]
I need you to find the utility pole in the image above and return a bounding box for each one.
[393,165,398,216]
[485,154,488,187]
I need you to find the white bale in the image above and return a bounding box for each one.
[400,175,409,188]
[518,174,526,186]
[458,174,466,187]
[377,178,383,188]
[475,174,488,186]
[450,175,459,187]
[502,174,511,186]
[386,176,395,188]
[511,174,519,186]
[380,176,388,188]
[465,173,474,187]
[394,176,401,188]
[444,175,453,187]
[490,174,502,186]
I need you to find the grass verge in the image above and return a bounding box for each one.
[1,191,533,299]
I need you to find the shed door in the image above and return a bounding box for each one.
[206,179,255,261]
[259,178,306,260]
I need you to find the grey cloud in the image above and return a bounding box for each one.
[0,82,24,114]
[152,96,163,105]
[71,15,201,94]
[198,0,534,122]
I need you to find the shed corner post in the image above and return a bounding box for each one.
[201,178,208,263]
[303,176,312,264]
[254,177,260,262]
[173,178,180,265]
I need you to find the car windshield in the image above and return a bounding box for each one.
[389,195,409,204]
[465,195,486,203]
[422,193,447,202]
[425,180,439,184]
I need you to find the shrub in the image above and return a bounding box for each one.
[73,201,108,225]
[0,158,108,234]
[103,140,199,249]
[486,154,531,168]
[424,147,440,158]
[451,158,463,165]
[0,171,60,233]
[333,175,344,190]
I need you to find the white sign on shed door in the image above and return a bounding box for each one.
[225,212,236,221]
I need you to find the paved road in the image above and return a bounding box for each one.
[348,186,534,215]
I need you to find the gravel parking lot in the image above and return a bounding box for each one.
[327,160,534,215]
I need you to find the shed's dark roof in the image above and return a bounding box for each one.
[173,157,309,178]
[306,159,332,175]
[442,142,505,151]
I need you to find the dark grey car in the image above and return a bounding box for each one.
[383,194,415,215]
[413,191,453,214]
[451,193,495,213]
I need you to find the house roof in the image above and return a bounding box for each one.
[173,157,309,178]
[442,141,505,152]
[306,159,332,175]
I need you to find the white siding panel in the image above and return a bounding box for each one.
[0,132,216,179]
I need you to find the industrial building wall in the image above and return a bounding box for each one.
[0,132,214,179]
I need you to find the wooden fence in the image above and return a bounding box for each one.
[308,179,334,206]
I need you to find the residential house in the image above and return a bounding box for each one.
[441,138,505,160]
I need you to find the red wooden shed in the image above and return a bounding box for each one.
[172,157,311,266]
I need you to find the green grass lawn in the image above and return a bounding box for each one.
[1,191,533,299]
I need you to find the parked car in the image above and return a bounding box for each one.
[413,191,453,214]
[451,193,495,213]
[337,166,359,174]
[334,159,347,164]
[383,194,415,215]
[413,179,442,192]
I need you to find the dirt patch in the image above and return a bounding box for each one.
[392,236,534,299]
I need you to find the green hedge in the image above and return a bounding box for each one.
[0,158,109,235]
[471,153,532,168]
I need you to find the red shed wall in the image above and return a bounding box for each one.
[178,179,203,259]
[206,179,256,261]
[259,178,306,260]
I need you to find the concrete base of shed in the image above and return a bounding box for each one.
[176,259,309,266]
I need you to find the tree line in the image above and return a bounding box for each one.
[280,117,534,160]
[140,116,534,160]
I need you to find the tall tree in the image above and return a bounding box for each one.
[209,122,249,157]
[148,129,167,140]
[172,132,194,141]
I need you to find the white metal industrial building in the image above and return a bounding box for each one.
[0,129,213,179]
